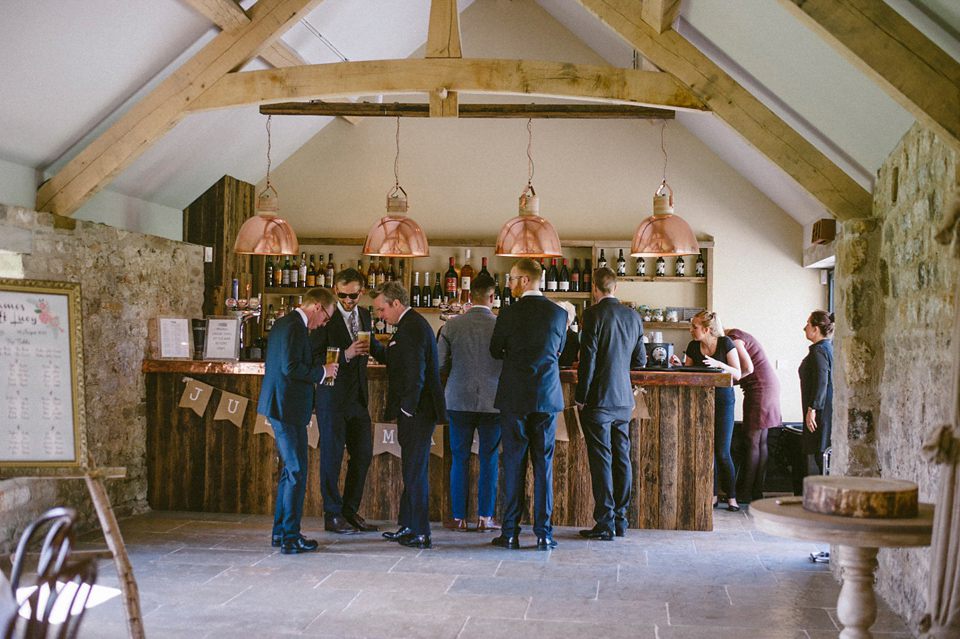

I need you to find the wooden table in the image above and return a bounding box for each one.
[750,497,934,639]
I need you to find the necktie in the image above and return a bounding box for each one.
[348,311,359,342]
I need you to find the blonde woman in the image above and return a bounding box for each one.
[671,311,742,510]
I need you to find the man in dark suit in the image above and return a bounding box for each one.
[310,268,386,534]
[372,281,445,549]
[259,287,339,555]
[575,267,646,540]
[489,258,567,550]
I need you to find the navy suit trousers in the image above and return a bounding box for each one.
[271,419,308,542]
[397,413,436,536]
[500,411,556,538]
[580,406,633,532]
[318,401,373,517]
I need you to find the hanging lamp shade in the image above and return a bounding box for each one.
[631,182,699,257]
[233,185,299,255]
[495,185,563,257]
[362,186,430,257]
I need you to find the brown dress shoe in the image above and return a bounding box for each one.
[342,512,380,532]
[477,517,501,532]
[324,514,359,534]
[452,518,469,532]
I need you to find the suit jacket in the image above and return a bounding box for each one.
[575,297,646,409]
[310,306,385,412]
[258,311,325,426]
[489,293,567,414]
[437,306,501,413]
[384,308,445,422]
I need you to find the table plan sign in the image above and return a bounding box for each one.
[0,279,88,470]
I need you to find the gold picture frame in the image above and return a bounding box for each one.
[0,279,88,471]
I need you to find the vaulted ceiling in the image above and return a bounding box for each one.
[2,0,958,228]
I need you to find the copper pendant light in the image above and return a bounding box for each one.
[631,121,699,258]
[496,119,562,258]
[234,116,299,255]
[363,117,429,257]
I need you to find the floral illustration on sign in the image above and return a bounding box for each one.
[33,298,64,336]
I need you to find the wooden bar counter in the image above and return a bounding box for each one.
[143,360,730,531]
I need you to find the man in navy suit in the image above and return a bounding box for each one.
[259,287,339,555]
[311,268,386,534]
[489,258,567,550]
[373,281,445,549]
[575,267,646,540]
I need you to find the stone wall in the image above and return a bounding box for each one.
[0,205,203,551]
[834,122,959,631]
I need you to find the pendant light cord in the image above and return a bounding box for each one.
[265,115,273,188]
[394,116,401,187]
[660,119,668,185]
[526,118,535,186]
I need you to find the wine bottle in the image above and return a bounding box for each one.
[282,257,291,287]
[298,252,308,286]
[367,260,377,289]
[656,256,666,277]
[289,254,299,287]
[376,258,386,287]
[460,249,474,304]
[675,256,685,277]
[636,257,645,277]
[598,249,607,269]
[538,258,546,291]
[444,257,458,303]
[386,258,396,282]
[316,255,325,288]
[502,273,513,306]
[545,258,558,292]
[265,257,274,288]
[558,258,569,292]
[433,272,443,307]
[493,274,501,308]
[616,249,626,276]
[696,252,705,277]
[479,256,490,279]
[421,272,432,308]
[326,254,335,286]
[411,271,421,307]
[582,259,592,290]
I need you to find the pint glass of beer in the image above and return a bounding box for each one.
[324,347,340,386]
[357,331,371,352]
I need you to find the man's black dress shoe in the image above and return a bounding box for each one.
[382,526,414,541]
[398,534,432,549]
[325,514,359,534]
[281,536,319,555]
[491,534,520,549]
[271,534,282,547]
[579,526,614,541]
[615,527,626,538]
[537,536,557,550]
[342,512,380,532]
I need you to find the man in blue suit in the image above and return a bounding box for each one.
[575,267,646,540]
[260,287,339,555]
[489,258,567,550]
[373,281,445,549]
[311,268,385,534]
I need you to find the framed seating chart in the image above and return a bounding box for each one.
[0,279,88,470]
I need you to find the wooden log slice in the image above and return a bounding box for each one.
[802,476,919,519]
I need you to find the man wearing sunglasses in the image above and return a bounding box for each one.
[310,268,385,534]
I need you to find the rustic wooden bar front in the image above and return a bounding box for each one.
[143,360,730,531]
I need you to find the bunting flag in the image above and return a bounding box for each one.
[214,391,248,427]
[179,378,214,416]
[307,414,319,449]
[373,422,401,457]
[253,414,274,438]
[632,385,651,421]
[557,405,577,442]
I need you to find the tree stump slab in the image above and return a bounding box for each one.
[803,476,918,519]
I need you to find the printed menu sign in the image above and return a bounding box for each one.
[0,279,87,469]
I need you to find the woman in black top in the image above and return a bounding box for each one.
[799,310,834,475]
[671,311,742,510]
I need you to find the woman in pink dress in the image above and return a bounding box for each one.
[725,329,782,504]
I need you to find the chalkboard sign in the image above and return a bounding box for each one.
[0,279,88,470]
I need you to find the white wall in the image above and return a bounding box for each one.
[0,157,38,208]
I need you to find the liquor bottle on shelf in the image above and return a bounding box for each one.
[298,252,308,286]
[375,310,385,334]
[675,256,685,277]
[558,258,569,292]
[616,249,626,276]
[493,274,501,308]
[289,254,299,287]
[582,259,592,290]
[570,259,580,292]
[377,258,387,287]
[444,257,458,303]
[656,256,666,277]
[282,257,291,287]
[326,254,335,286]
[306,255,316,288]
[432,273,443,307]
[479,256,490,279]
[422,272,433,308]
[598,249,607,269]
[460,250,474,304]
[696,252,705,277]
[538,259,546,291]
[316,255,325,287]
[411,272,421,307]
[274,260,283,287]
[265,257,274,288]
[636,257,646,277]
[502,273,513,306]
[366,260,377,289]
[386,258,396,282]
[265,304,276,331]
[276,296,286,319]
[546,258,558,291]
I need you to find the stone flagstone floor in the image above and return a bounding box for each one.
[62,508,913,639]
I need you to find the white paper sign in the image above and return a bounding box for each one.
[159,318,191,359]
[203,317,240,360]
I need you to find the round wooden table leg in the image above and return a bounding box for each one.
[837,545,879,639]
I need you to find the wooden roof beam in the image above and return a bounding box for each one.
[260,102,676,118]
[775,0,960,153]
[36,0,326,217]
[642,0,682,34]
[575,0,872,221]
[426,0,462,117]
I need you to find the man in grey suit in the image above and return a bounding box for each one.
[437,274,502,533]
[490,258,567,550]
[575,267,646,540]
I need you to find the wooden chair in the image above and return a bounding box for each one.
[1,508,98,639]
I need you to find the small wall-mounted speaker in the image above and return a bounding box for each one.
[812,219,837,245]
